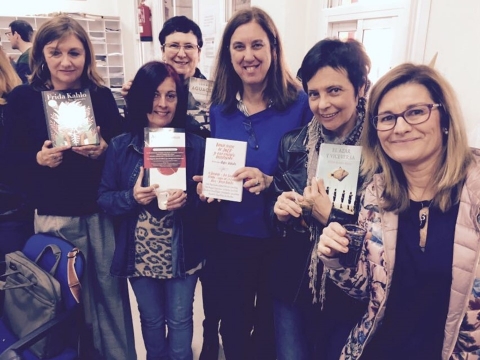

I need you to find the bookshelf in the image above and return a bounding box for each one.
[0,14,125,105]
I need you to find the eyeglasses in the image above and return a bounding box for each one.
[5,31,11,36]
[242,120,259,150]
[162,43,200,53]
[372,103,442,131]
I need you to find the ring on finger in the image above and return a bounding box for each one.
[255,180,260,186]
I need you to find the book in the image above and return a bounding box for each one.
[144,128,186,191]
[315,143,362,215]
[42,88,99,147]
[202,138,247,202]
[187,77,213,129]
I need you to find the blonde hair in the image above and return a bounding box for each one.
[0,50,21,105]
[29,15,104,90]
[361,63,472,212]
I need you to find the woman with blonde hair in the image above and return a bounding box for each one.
[195,6,312,360]
[0,47,30,261]
[318,63,479,359]
[2,15,134,359]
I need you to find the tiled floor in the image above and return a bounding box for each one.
[129,281,226,360]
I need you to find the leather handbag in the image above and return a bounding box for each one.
[0,245,64,359]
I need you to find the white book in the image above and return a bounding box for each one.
[144,128,186,191]
[202,138,247,202]
[315,143,362,215]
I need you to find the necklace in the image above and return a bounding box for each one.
[408,185,433,252]
[418,200,432,252]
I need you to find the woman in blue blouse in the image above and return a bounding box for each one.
[195,7,312,360]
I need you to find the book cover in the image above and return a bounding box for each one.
[187,77,213,129]
[202,138,247,202]
[315,144,362,215]
[42,88,99,147]
[144,128,186,191]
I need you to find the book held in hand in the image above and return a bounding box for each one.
[42,88,98,147]
[144,128,186,191]
[187,77,213,129]
[202,138,247,202]
[315,143,362,215]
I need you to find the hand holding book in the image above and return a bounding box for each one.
[303,177,332,226]
[133,167,158,206]
[71,126,108,160]
[36,140,70,168]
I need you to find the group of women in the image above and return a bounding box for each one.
[0,5,479,360]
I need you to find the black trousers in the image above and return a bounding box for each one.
[205,231,277,360]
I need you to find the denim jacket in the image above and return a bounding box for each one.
[98,131,207,277]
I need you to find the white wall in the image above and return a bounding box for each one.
[251,0,311,74]
[2,0,118,17]
[423,0,480,147]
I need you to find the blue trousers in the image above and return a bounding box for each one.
[130,273,199,360]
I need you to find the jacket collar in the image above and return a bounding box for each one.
[287,124,309,153]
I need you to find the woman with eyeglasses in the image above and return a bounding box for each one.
[194,7,312,360]
[122,16,210,139]
[317,63,480,360]
[270,38,370,360]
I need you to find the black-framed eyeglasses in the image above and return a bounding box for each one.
[372,103,442,131]
[242,120,259,150]
[162,43,200,53]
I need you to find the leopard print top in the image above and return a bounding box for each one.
[132,208,202,279]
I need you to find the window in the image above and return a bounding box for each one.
[320,0,432,84]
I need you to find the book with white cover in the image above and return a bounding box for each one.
[315,143,362,215]
[144,128,186,191]
[202,138,247,202]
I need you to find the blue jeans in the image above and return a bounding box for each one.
[130,274,199,360]
[274,299,321,360]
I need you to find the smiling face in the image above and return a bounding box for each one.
[376,82,443,168]
[306,66,361,137]
[162,31,200,79]
[43,33,86,90]
[229,21,272,89]
[147,77,178,129]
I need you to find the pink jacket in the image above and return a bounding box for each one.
[321,149,480,359]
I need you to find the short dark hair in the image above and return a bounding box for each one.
[9,20,34,42]
[158,16,203,48]
[126,61,187,135]
[301,38,371,96]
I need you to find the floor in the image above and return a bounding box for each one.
[129,281,226,360]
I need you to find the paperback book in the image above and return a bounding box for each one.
[42,88,98,147]
[202,138,247,202]
[144,128,186,191]
[187,77,213,129]
[315,143,362,215]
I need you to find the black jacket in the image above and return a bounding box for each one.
[269,125,360,306]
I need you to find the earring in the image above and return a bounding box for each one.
[41,63,45,71]
[442,127,449,135]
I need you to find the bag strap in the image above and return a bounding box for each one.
[67,248,82,303]
[35,244,62,275]
[0,271,33,290]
